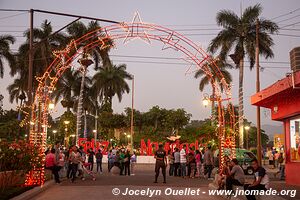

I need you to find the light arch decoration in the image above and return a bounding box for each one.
[25,13,237,185]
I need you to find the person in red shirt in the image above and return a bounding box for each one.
[45,148,61,183]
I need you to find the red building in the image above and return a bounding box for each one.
[251,70,300,186]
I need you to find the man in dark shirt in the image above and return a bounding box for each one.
[244,158,270,200]
[154,144,167,183]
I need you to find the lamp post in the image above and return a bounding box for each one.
[124,132,127,144]
[52,130,57,142]
[127,135,131,145]
[130,75,134,152]
[48,102,55,110]
[245,126,250,150]
[64,120,70,147]
[93,129,97,150]
[202,93,227,171]
[110,138,113,147]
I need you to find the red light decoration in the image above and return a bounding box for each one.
[25,12,237,185]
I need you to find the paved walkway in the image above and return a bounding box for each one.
[32,164,222,200]
[31,164,299,200]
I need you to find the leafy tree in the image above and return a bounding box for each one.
[0,109,25,141]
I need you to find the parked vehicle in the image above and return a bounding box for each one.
[214,148,257,175]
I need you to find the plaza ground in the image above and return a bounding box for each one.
[29,164,299,200]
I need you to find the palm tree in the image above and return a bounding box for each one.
[92,64,133,112]
[194,59,232,123]
[66,21,112,69]
[208,4,278,147]
[52,68,80,112]
[0,34,16,78]
[7,75,28,104]
[66,21,113,140]
[12,20,66,94]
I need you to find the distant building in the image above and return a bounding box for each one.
[273,133,285,151]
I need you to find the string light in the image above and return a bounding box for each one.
[123,12,151,45]
[25,13,237,185]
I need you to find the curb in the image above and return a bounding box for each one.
[11,180,55,200]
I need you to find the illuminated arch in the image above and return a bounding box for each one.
[26,13,237,185]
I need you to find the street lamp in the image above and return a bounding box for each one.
[127,135,131,145]
[52,130,57,142]
[93,129,97,150]
[64,121,70,146]
[245,126,250,150]
[202,94,210,107]
[48,102,55,110]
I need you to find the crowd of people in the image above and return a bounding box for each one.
[45,142,278,200]
[163,146,216,180]
[45,142,137,184]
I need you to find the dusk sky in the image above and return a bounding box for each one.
[1,0,300,133]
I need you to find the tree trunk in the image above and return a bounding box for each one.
[211,81,216,125]
[238,58,244,148]
[84,109,87,138]
[76,69,87,143]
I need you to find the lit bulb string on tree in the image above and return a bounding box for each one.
[27,13,237,185]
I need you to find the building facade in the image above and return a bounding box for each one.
[251,70,300,186]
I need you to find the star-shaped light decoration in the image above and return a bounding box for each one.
[53,39,78,61]
[160,32,179,51]
[181,46,212,76]
[181,57,199,76]
[98,36,114,50]
[122,12,151,45]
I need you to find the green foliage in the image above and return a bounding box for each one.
[57,111,76,144]
[247,126,269,147]
[0,139,43,192]
[0,109,25,141]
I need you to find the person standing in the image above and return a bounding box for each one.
[95,149,103,173]
[180,148,187,178]
[87,148,95,171]
[154,144,167,183]
[45,148,61,184]
[107,150,113,172]
[69,146,82,183]
[173,148,180,176]
[119,149,125,175]
[168,150,174,176]
[188,150,196,178]
[130,151,137,175]
[204,146,214,180]
[278,152,285,180]
[195,150,202,178]
[274,151,280,169]
[124,150,131,176]
[245,159,270,200]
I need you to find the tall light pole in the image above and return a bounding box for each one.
[52,130,57,142]
[256,18,262,165]
[94,111,98,150]
[130,75,134,151]
[64,120,70,147]
[93,129,97,150]
[245,126,250,150]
